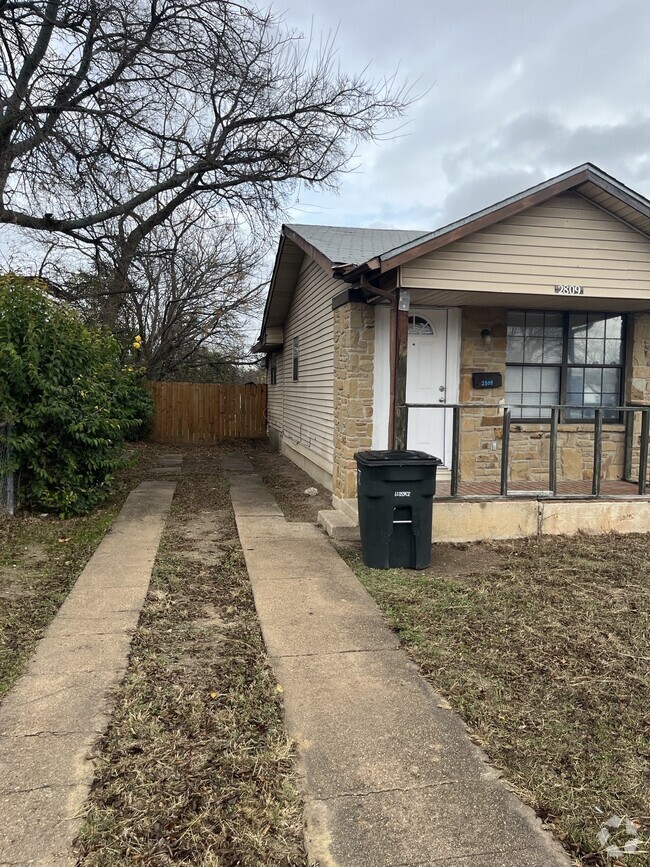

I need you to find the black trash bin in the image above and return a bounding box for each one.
[354,450,442,570]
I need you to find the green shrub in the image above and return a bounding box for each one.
[0,274,154,515]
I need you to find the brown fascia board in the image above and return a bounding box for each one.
[282,224,337,275]
[371,167,592,275]
[255,233,287,344]
[254,225,339,351]
[257,225,331,325]
[342,164,642,282]
[581,172,650,228]
[584,162,650,215]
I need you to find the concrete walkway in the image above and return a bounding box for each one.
[0,480,176,866]
[227,456,572,867]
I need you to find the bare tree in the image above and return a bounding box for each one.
[0,0,412,293]
[123,220,266,379]
[58,214,266,379]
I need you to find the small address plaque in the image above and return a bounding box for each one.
[472,372,502,389]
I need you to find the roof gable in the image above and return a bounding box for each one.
[399,190,650,306]
[363,163,650,274]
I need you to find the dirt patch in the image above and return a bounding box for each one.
[340,533,650,866]
[339,538,504,579]
[172,509,238,566]
[75,445,308,866]
[21,543,49,564]
[245,443,331,522]
[0,566,39,600]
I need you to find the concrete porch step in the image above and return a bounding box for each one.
[318,509,360,541]
[332,496,359,522]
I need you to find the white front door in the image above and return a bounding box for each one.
[406,310,453,464]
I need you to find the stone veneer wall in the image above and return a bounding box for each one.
[332,303,375,499]
[459,308,650,484]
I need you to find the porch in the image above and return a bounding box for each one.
[405,402,650,499]
[435,478,640,497]
[320,401,650,544]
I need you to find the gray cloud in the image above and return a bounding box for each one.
[433,112,650,226]
[284,0,650,232]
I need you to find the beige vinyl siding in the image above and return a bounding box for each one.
[276,256,342,474]
[400,192,650,300]
[267,349,284,432]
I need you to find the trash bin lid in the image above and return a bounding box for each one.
[354,449,443,467]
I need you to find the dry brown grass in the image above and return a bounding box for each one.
[0,443,164,697]
[339,534,650,866]
[76,447,308,866]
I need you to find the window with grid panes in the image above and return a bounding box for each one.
[505,311,625,421]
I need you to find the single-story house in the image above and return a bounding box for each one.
[253,163,650,541]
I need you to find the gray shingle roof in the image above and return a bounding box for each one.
[285,223,426,266]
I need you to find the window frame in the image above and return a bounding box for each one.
[292,337,299,382]
[505,310,627,424]
[269,352,277,385]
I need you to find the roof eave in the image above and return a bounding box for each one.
[338,258,383,284]
[254,224,340,352]
[583,165,650,224]
[282,224,337,274]
[252,340,282,354]
[255,233,288,346]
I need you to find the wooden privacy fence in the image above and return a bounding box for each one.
[146,381,267,443]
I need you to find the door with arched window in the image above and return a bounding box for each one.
[405,310,451,463]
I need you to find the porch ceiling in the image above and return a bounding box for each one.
[406,288,650,312]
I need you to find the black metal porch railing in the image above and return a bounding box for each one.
[402,404,650,499]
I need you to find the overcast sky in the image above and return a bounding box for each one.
[281,0,650,232]
[3,0,649,272]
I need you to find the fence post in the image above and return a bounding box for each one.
[451,406,460,497]
[624,409,634,482]
[549,407,559,495]
[639,410,649,496]
[592,408,603,497]
[500,407,511,496]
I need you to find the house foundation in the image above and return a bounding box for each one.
[320,495,650,545]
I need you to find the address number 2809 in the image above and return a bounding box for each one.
[554,284,584,295]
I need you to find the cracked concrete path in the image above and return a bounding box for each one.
[0,480,176,866]
[228,455,572,867]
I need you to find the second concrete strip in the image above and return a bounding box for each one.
[229,466,572,867]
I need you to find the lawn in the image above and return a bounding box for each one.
[0,443,163,697]
[75,446,308,866]
[338,534,650,866]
